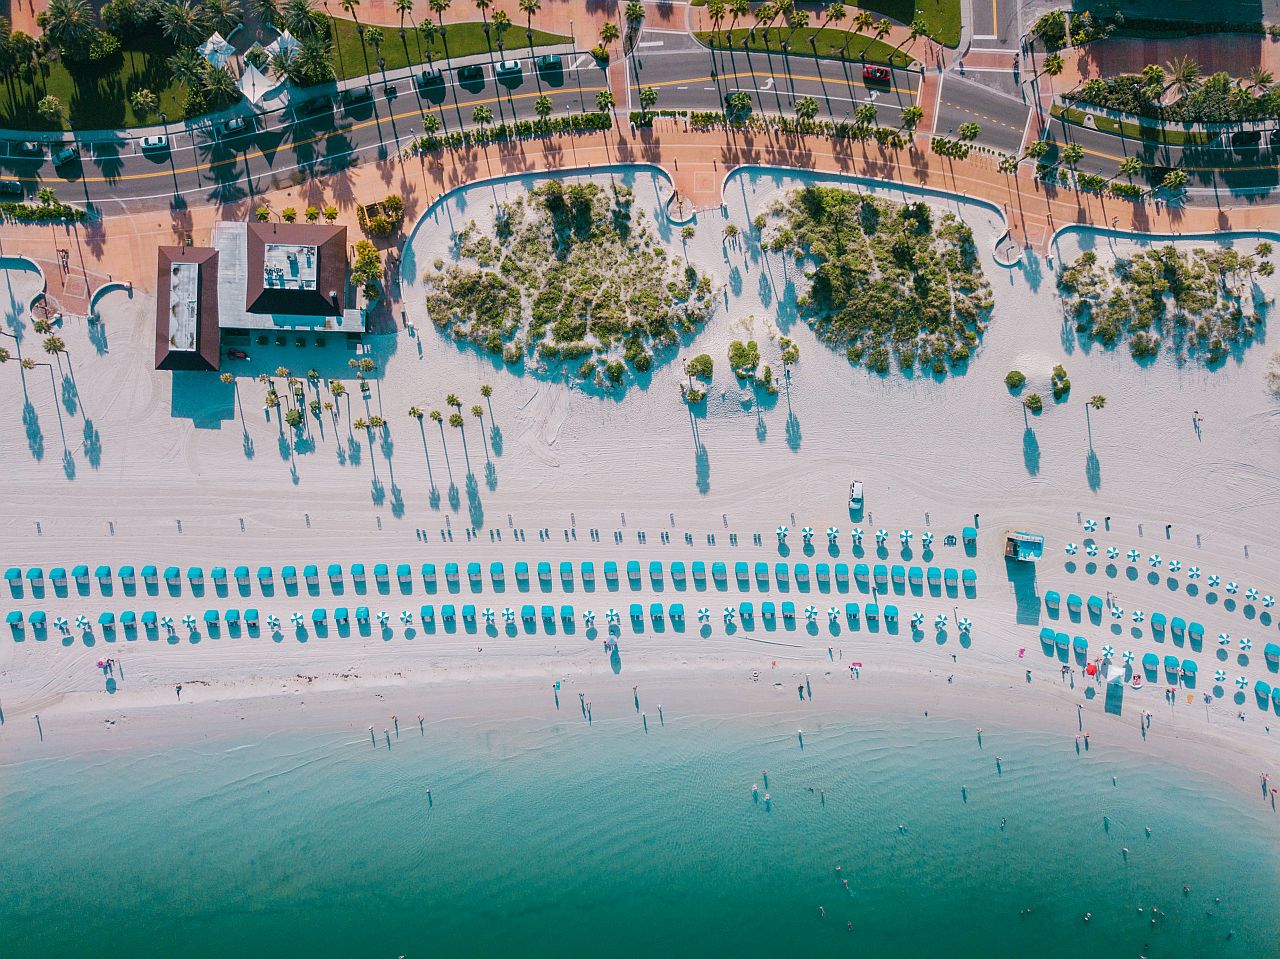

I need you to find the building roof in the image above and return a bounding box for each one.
[155,246,220,371]
[244,222,346,317]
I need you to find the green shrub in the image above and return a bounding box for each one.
[685,353,714,379]
[728,339,760,377]
[1004,370,1025,390]
[1024,393,1044,412]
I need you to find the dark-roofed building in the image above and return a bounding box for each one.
[155,245,221,371]
[244,222,347,317]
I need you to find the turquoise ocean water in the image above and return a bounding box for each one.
[2,708,1276,958]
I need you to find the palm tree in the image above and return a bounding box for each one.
[449,412,464,428]
[472,103,492,126]
[728,0,748,36]
[408,405,424,418]
[1061,142,1084,169]
[1116,155,1143,181]
[161,0,210,46]
[479,382,494,417]
[470,403,483,419]
[38,0,95,57]
[534,93,552,119]
[445,392,461,409]
[899,104,923,132]
[395,0,413,38]
[492,8,510,52]
[707,0,726,45]
[854,102,877,127]
[639,86,658,111]
[596,89,615,112]
[341,0,361,27]
[1246,65,1274,92]
[167,50,206,91]
[204,65,240,108]
[795,95,819,121]
[1165,55,1200,97]
[600,20,620,51]
[206,0,243,35]
[783,8,808,50]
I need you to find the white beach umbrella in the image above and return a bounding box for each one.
[1187,566,1201,579]
[1132,609,1145,623]
[484,607,495,623]
[1237,675,1249,690]
[1126,549,1141,563]
[851,527,864,544]
[1207,574,1220,588]
[53,615,68,631]
[1106,546,1120,560]
[876,528,889,544]
[1084,519,1098,532]
[776,525,789,541]
[804,604,818,622]
[1215,669,1227,683]
[723,606,735,623]
[911,611,925,628]
[1218,632,1231,646]
[266,614,280,630]
[182,614,196,629]
[400,610,413,624]
[1148,554,1161,567]
[1085,543,1098,557]
[697,607,710,623]
[1240,637,1253,651]
[1101,644,1114,659]
[1264,595,1276,608]
[934,613,948,629]
[828,607,840,621]
[1168,559,1182,572]
[1110,605,1124,619]
[292,611,305,627]
[506,607,518,623]
[75,614,89,629]
[900,529,912,544]
[958,617,973,633]
[581,609,595,627]
[1226,581,1238,594]
[1064,543,1078,555]
[1122,650,1135,665]
[921,531,934,547]
[378,611,391,627]
[827,526,839,543]
[1246,587,1259,601]
[802,526,814,542]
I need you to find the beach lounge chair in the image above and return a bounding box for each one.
[1066,593,1081,612]
[333,607,348,625]
[835,563,849,585]
[199,609,215,625]
[774,563,790,587]
[539,605,553,624]
[1170,616,1186,637]
[303,565,319,587]
[1039,626,1055,648]
[398,563,413,585]
[488,562,504,585]
[518,605,534,623]
[25,567,42,586]
[240,608,257,628]
[711,561,727,583]
[629,603,642,622]
[1188,622,1205,646]
[73,564,90,585]
[1087,595,1103,615]
[465,604,479,623]
[865,603,879,622]
[350,564,366,584]
[845,602,859,623]
[4,568,20,591]
[224,609,239,625]
[761,601,776,623]
[649,561,663,586]
[1045,590,1060,610]
[1164,655,1181,681]
[855,563,870,583]
[738,601,753,623]
[324,564,341,584]
[1266,642,1280,665]
[311,608,326,623]
[235,565,251,586]
[891,565,905,585]
[1256,681,1272,707]
[755,562,771,588]
[444,563,459,584]
[188,566,204,584]
[625,561,640,586]
[442,605,457,624]
[782,601,796,622]
[282,565,297,586]
[95,564,111,583]
[6,610,21,629]
[962,569,977,586]
[562,562,576,586]
[355,606,370,622]
[795,564,811,589]
[163,565,181,583]
[735,562,749,586]
[691,561,706,586]
[51,567,68,588]
[1142,652,1158,674]
[668,562,683,586]
[539,562,553,585]
[927,567,942,592]
[884,605,898,623]
[420,605,434,624]
[651,603,665,624]
[561,605,574,625]
[1181,660,1197,686]
[1072,636,1087,654]
[373,563,389,583]
[210,566,227,585]
[1055,632,1069,649]
[96,612,115,629]
[581,562,595,585]
[1150,612,1166,634]
[602,561,617,585]
[944,568,959,587]
[873,565,887,587]
[670,603,685,623]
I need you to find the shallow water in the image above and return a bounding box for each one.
[3,708,1275,958]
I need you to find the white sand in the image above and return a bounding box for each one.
[2,167,1279,800]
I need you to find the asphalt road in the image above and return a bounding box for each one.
[936,72,1029,154]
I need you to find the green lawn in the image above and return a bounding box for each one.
[692,1,960,48]
[696,27,916,68]
[1052,103,1215,147]
[331,19,571,82]
[0,34,186,132]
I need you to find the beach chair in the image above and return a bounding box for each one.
[669,562,683,586]
[95,564,112,584]
[650,603,665,624]
[625,561,640,587]
[5,610,22,632]
[540,605,553,624]
[781,601,796,622]
[884,605,898,624]
[711,561,727,584]
[419,605,434,624]
[1164,655,1181,682]
[735,562,750,587]
[188,566,205,585]
[334,607,348,625]
[4,568,20,595]
[1072,636,1088,656]
[116,610,133,631]
[562,562,575,586]
[561,605,574,626]
[1181,659,1197,687]
[649,561,663,586]
[521,605,536,623]
[815,564,831,589]
[164,566,181,584]
[514,562,530,586]
[444,562,460,584]
[98,612,116,630]
[602,561,617,586]
[774,563,790,587]
[1150,612,1167,633]
[865,603,879,622]
[207,566,225,587]
[1142,652,1158,676]
[926,567,942,593]
[1188,622,1204,647]
[303,565,319,589]
[835,563,849,586]
[629,603,643,622]
[1039,626,1055,648]
[1045,590,1060,610]
[691,561,706,587]
[311,608,326,624]
[1066,593,1081,613]
[1087,595,1103,619]
[795,564,810,587]
[27,567,44,587]
[854,563,869,584]
[581,562,595,585]
[943,568,959,592]
[442,604,457,624]
[355,606,370,623]
[891,565,905,585]
[872,565,887,587]
[962,569,977,589]
[351,563,366,585]
[1265,642,1280,666]
[235,565,251,587]
[1170,616,1186,637]
[73,564,90,586]
[51,567,69,589]
[761,601,776,623]
[398,563,413,586]
[539,562,553,586]
[738,601,753,623]
[1256,681,1272,707]
[488,562,505,586]
[464,604,478,623]
[670,603,685,623]
[845,602,859,624]
[282,565,297,586]
[1055,632,1070,649]
[466,562,481,583]
[373,563,389,584]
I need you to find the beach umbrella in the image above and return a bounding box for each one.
[1208,574,1220,588]
[182,614,196,629]
[802,526,814,542]
[776,525,789,541]
[1246,587,1259,601]
[805,604,818,622]
[377,611,390,627]
[1265,595,1276,608]
[958,617,973,633]
[400,610,413,624]
[876,528,889,544]
[161,615,174,630]
[75,614,89,629]
[1148,554,1161,567]
[1085,543,1097,557]
[1106,546,1120,560]
[1237,676,1249,690]
[292,611,305,627]
[1122,650,1134,665]
[1101,644,1115,659]
[1215,669,1227,683]
[1226,581,1238,594]
[1187,566,1201,579]
[934,613,948,629]
[723,606,735,623]
[827,526,839,543]
[266,614,280,630]
[1132,609,1145,623]
[1084,519,1097,532]
[1126,549,1140,563]
[1168,559,1181,572]
[900,529,912,544]
[506,607,518,623]
[582,609,594,627]
[921,531,934,547]
[828,607,840,621]
[1218,632,1231,646]
[697,607,710,623]
[483,607,495,623]
[1110,605,1124,619]
[911,611,925,628]
[850,527,864,544]
[1064,543,1078,555]
[1240,637,1253,651]
[53,615,68,631]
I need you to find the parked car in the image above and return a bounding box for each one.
[11,141,43,158]
[218,115,252,137]
[227,349,249,360]
[418,68,444,88]
[52,144,79,167]
[140,134,168,151]
[535,53,562,71]
[340,86,373,109]
[457,64,485,84]
[848,480,864,509]
[0,179,23,196]
[496,59,522,80]
[862,65,891,83]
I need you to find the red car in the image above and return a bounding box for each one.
[862,65,891,84]
[227,349,249,360]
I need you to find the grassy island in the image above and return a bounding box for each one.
[761,185,992,377]
[425,181,715,385]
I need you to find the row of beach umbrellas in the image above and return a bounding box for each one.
[776,526,935,548]
[1064,543,1273,605]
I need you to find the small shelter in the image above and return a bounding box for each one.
[1004,530,1044,562]
[197,32,235,68]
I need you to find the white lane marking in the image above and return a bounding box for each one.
[637,40,665,47]
[972,33,999,40]
[571,54,592,70]
[761,77,774,90]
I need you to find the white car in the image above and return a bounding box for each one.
[848,481,864,509]
[140,135,168,151]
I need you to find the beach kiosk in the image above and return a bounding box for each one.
[1004,531,1044,562]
